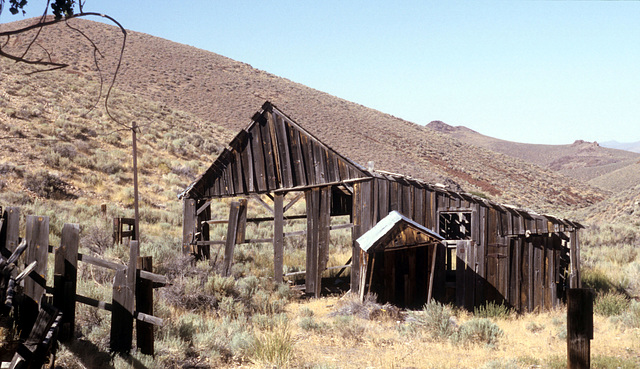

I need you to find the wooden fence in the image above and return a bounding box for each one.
[0,206,166,367]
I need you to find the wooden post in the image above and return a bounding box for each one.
[306,189,319,296]
[21,215,49,338]
[223,202,240,276]
[110,268,132,353]
[110,240,138,353]
[567,288,593,369]
[569,230,579,288]
[236,198,248,244]
[182,199,197,255]
[53,223,79,342]
[1,207,20,256]
[427,242,438,303]
[137,256,154,356]
[273,194,284,283]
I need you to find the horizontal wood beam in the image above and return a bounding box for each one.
[78,253,168,285]
[75,294,163,326]
[273,177,372,194]
[283,264,351,277]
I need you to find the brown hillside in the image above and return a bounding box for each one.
[0,17,605,213]
[427,121,640,193]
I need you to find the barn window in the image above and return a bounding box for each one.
[439,212,472,240]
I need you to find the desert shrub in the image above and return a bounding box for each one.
[595,292,630,317]
[54,142,78,159]
[0,163,23,177]
[330,293,387,320]
[582,267,617,294]
[80,224,113,255]
[43,150,63,168]
[616,300,640,329]
[332,315,365,342]
[252,313,288,331]
[406,301,456,340]
[299,307,314,318]
[474,301,514,319]
[526,321,545,333]
[250,324,294,368]
[454,318,503,347]
[298,316,326,332]
[24,170,75,199]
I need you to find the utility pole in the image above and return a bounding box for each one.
[132,121,140,241]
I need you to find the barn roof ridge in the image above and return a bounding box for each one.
[180,102,582,229]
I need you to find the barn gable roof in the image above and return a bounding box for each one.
[182,101,368,199]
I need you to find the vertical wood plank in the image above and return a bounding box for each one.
[251,123,268,192]
[306,189,320,295]
[223,202,240,276]
[476,206,487,307]
[465,240,476,311]
[137,256,154,355]
[533,237,543,310]
[53,223,79,342]
[273,194,284,283]
[413,188,424,226]
[287,123,307,187]
[236,198,248,244]
[351,184,362,294]
[234,150,245,195]
[378,179,389,222]
[274,113,294,188]
[182,199,196,255]
[299,132,316,186]
[312,142,327,184]
[261,115,278,190]
[1,207,20,255]
[318,186,332,285]
[241,131,255,193]
[24,215,49,305]
[110,267,132,353]
[456,240,466,308]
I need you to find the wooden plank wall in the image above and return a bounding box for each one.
[197,109,367,198]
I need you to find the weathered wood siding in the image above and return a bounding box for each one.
[185,103,368,199]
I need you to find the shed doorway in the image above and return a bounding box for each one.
[356,211,444,308]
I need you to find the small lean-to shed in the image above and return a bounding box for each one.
[356,211,444,308]
[181,101,583,312]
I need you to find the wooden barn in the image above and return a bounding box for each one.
[180,102,583,312]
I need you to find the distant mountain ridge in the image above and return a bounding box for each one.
[427,121,640,194]
[600,140,640,154]
[0,17,607,215]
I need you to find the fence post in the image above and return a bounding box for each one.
[53,223,79,342]
[110,240,138,353]
[1,207,20,257]
[567,288,593,369]
[136,256,154,355]
[20,215,49,339]
[223,202,241,276]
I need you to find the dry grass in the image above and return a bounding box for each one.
[281,298,640,369]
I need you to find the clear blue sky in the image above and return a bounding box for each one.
[4,1,639,145]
